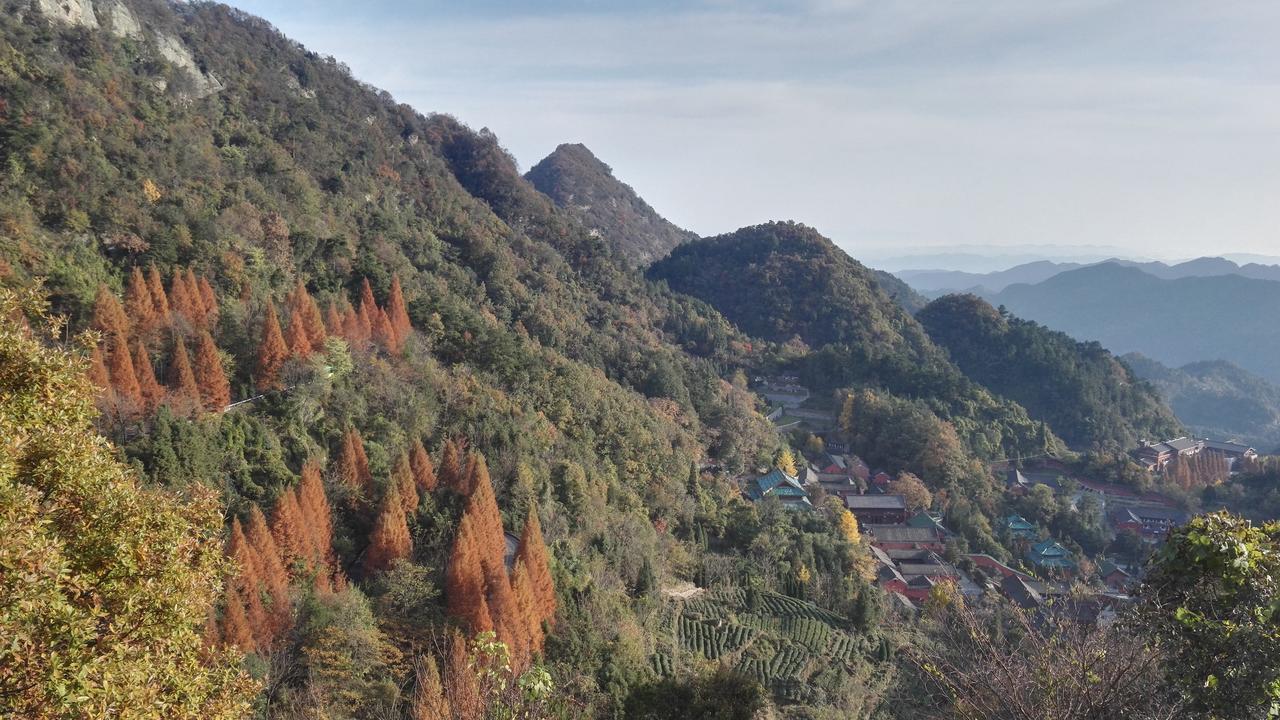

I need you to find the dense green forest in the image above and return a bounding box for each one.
[917,294,1182,450]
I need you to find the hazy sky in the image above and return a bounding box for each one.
[229,0,1280,260]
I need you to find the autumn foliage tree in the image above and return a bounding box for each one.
[364,486,413,573]
[0,288,254,718]
[517,509,557,626]
[336,427,374,496]
[167,337,202,417]
[255,303,289,391]
[409,438,438,494]
[193,330,230,411]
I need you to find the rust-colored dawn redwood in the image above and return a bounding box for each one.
[271,488,308,571]
[445,514,493,636]
[255,302,289,391]
[92,285,130,340]
[146,264,171,317]
[124,266,158,334]
[106,330,141,407]
[437,439,465,494]
[517,509,557,626]
[364,487,413,574]
[193,330,230,411]
[392,451,420,515]
[166,337,202,416]
[220,586,254,653]
[386,273,412,344]
[288,281,327,349]
[87,344,110,391]
[284,314,313,357]
[409,438,437,494]
[132,341,165,413]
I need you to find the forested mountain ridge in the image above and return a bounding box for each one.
[988,264,1280,383]
[1124,353,1280,452]
[0,1,868,715]
[648,221,1057,459]
[917,294,1182,450]
[524,143,698,266]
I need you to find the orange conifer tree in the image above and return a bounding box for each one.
[106,330,141,407]
[272,488,309,571]
[341,303,369,347]
[325,301,344,337]
[511,560,545,656]
[485,565,528,671]
[227,518,269,647]
[337,427,374,495]
[92,285,130,340]
[444,629,483,720]
[166,337,202,416]
[386,273,412,344]
[298,461,335,578]
[185,268,207,324]
[255,302,290,391]
[372,306,398,352]
[132,340,164,413]
[409,438,438,494]
[169,269,199,326]
[359,277,378,317]
[197,275,219,326]
[245,505,291,633]
[465,455,507,577]
[193,330,230,411]
[87,344,110,392]
[146,264,171,318]
[446,514,493,635]
[517,509,557,625]
[412,655,451,720]
[438,439,466,494]
[220,586,254,653]
[365,486,413,573]
[124,267,158,334]
[285,315,313,357]
[290,281,327,349]
[392,451,421,515]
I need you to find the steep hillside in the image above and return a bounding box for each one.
[1125,354,1280,451]
[525,143,697,266]
[917,295,1182,450]
[2,2,893,715]
[989,265,1280,383]
[649,222,1055,460]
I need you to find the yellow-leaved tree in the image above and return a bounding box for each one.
[0,288,256,719]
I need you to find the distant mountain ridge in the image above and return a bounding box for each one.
[898,256,1280,294]
[986,264,1280,384]
[525,143,697,266]
[1124,354,1280,452]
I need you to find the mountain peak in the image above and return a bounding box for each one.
[525,144,696,266]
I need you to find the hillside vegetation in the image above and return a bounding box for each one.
[1125,354,1280,452]
[525,143,697,266]
[917,294,1182,450]
[988,264,1280,383]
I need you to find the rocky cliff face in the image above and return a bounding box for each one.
[31,0,222,99]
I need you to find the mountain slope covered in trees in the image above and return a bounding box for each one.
[988,264,1280,383]
[524,143,697,266]
[1124,353,1280,451]
[0,1,891,715]
[917,294,1182,450]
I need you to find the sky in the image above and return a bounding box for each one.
[228,0,1280,262]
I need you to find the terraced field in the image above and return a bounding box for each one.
[650,588,876,705]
